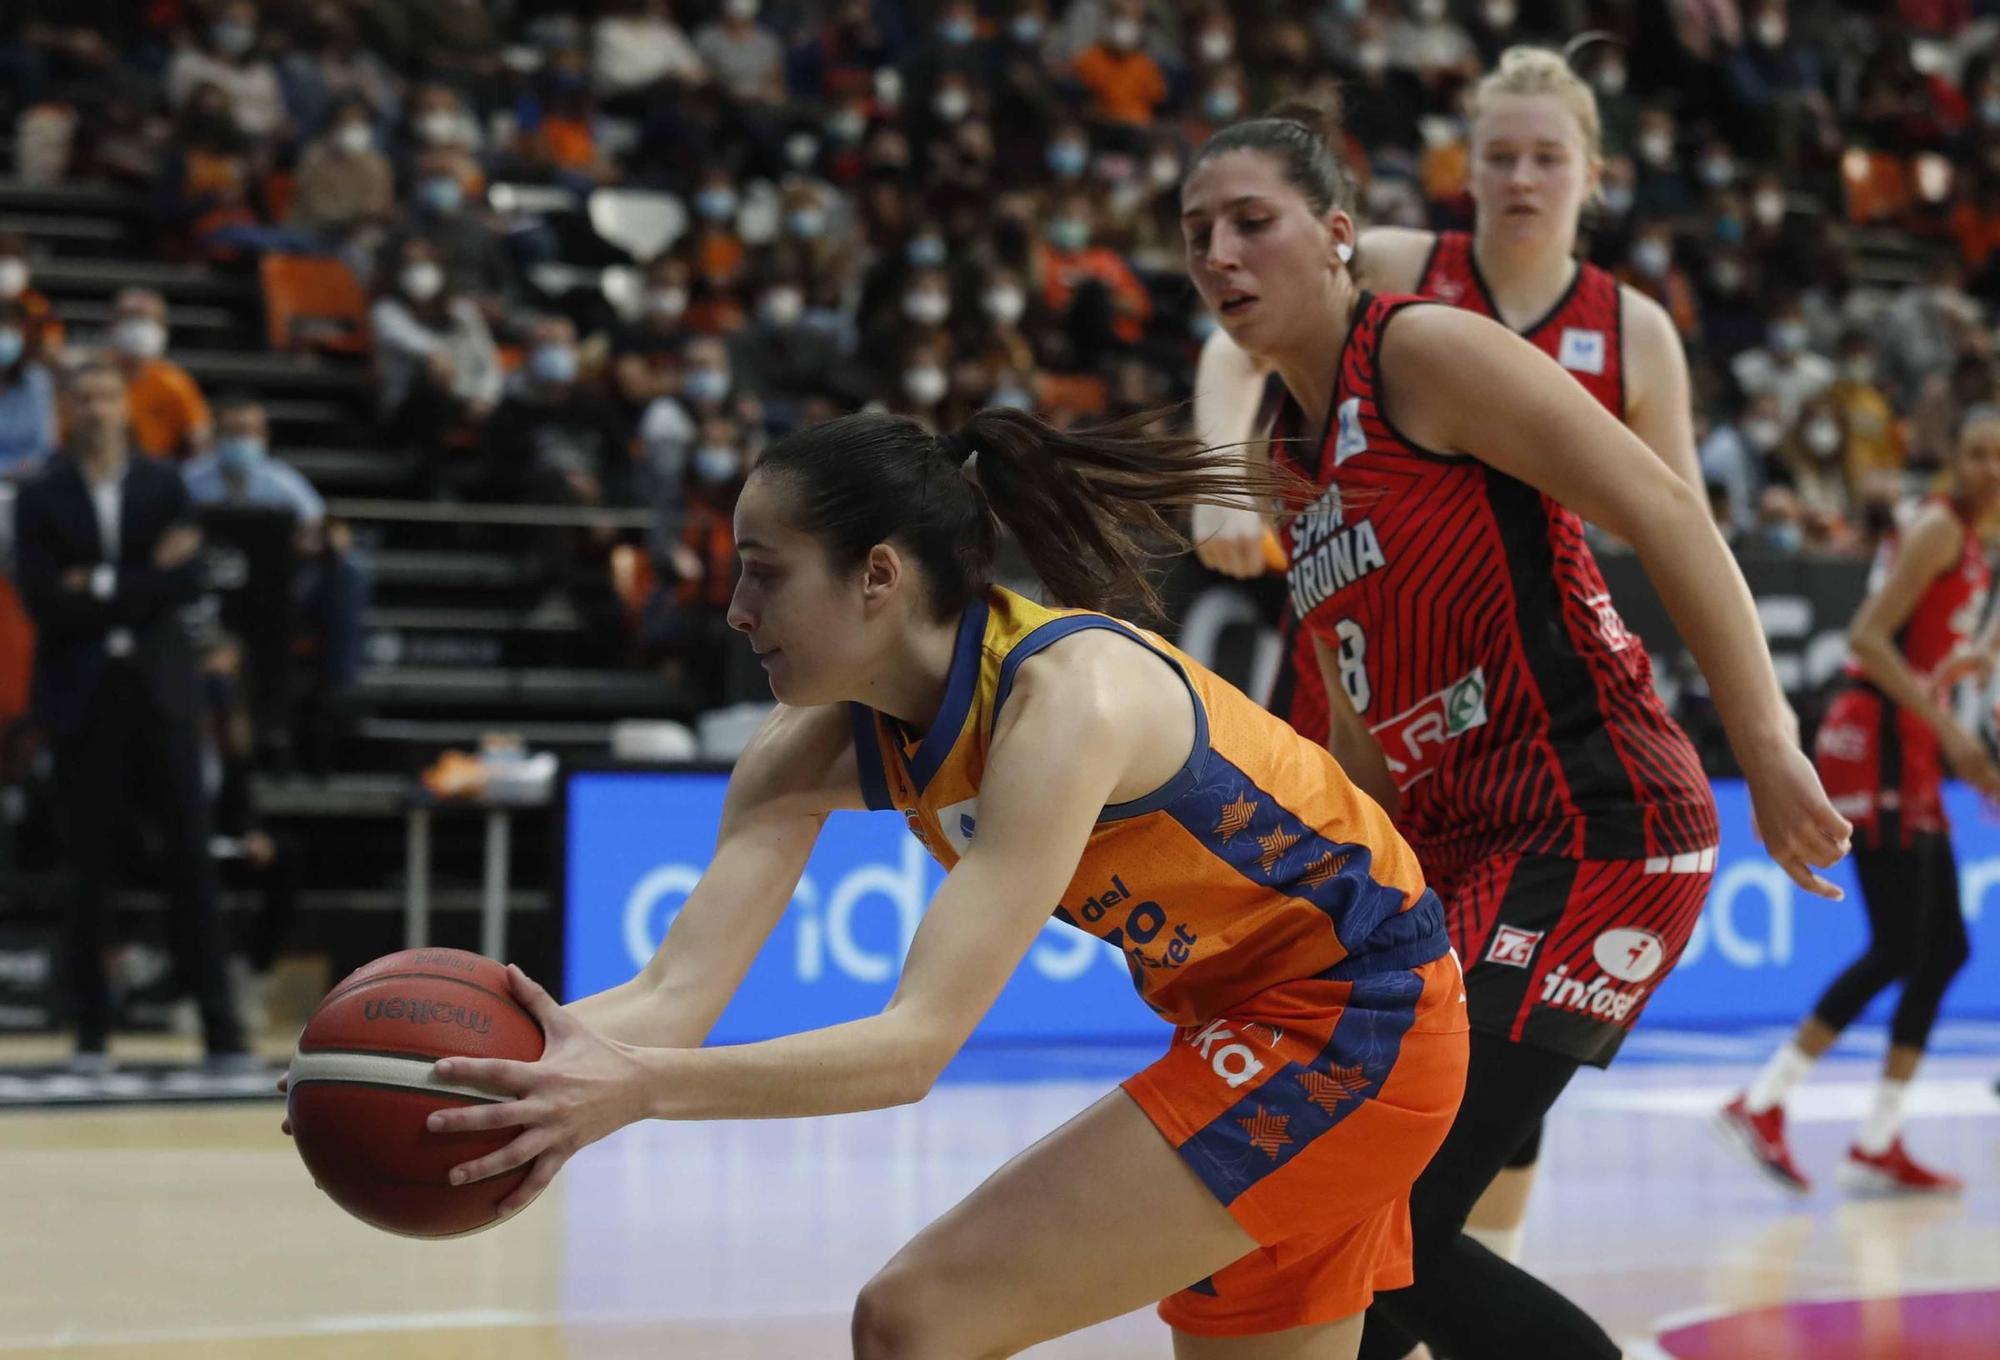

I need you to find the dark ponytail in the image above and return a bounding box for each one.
[754,407,1302,619]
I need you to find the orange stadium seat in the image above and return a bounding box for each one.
[260,253,370,356]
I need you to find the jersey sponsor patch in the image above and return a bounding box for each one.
[1332,396,1368,465]
[1372,667,1489,790]
[1591,927,1666,983]
[1484,924,1542,969]
[1557,328,1606,375]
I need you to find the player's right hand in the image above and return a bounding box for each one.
[1743,744,1852,900]
[1192,501,1270,579]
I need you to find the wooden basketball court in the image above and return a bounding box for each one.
[1,1027,1996,1358]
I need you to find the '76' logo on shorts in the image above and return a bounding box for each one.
[1484,925,1543,969]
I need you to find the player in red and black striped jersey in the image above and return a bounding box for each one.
[1181,82,1850,1360]
[1723,410,2000,1198]
[1191,45,1707,1295]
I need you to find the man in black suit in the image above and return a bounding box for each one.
[13,360,245,1071]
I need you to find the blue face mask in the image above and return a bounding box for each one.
[419,176,463,214]
[907,236,947,267]
[531,345,578,385]
[0,328,21,368]
[683,369,729,403]
[696,188,739,222]
[939,16,975,44]
[1047,218,1088,252]
[1046,142,1087,177]
[694,446,739,483]
[216,436,267,478]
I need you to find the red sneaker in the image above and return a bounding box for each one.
[1837,1139,1964,1196]
[1715,1093,1811,1193]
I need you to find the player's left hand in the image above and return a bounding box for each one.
[1935,645,1997,692]
[426,963,650,1214]
[1743,743,1852,901]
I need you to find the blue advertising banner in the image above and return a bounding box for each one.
[562,770,2000,1041]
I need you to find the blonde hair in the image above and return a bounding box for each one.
[1470,46,1602,161]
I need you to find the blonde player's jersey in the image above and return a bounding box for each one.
[849,586,1449,1027]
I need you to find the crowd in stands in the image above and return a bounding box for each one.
[3,0,2000,708]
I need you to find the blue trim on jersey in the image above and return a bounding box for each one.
[848,703,893,812]
[1320,890,1449,980]
[905,596,990,794]
[990,613,1212,823]
[1166,752,1410,954]
[1175,969,1424,1207]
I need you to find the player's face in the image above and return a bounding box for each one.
[727,472,878,706]
[1470,93,1596,251]
[1952,419,2000,510]
[1182,149,1350,356]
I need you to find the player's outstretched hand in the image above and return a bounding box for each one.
[1744,744,1852,900]
[425,964,649,1216]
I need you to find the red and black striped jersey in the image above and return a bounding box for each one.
[1267,292,1717,879]
[1415,231,1626,419]
[1842,495,1992,687]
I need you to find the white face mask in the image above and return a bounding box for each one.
[335,122,372,155]
[903,290,950,325]
[933,87,972,122]
[1416,0,1447,21]
[725,0,759,19]
[1744,417,1782,452]
[417,109,461,146]
[1632,238,1670,279]
[1149,154,1180,188]
[1842,357,1876,385]
[1755,13,1785,45]
[401,261,445,302]
[1105,17,1141,49]
[648,286,688,319]
[904,366,948,406]
[1638,130,1674,167]
[760,288,804,327]
[1804,418,1842,457]
[1753,190,1785,227]
[983,285,1025,324]
[1198,29,1232,62]
[115,317,167,360]
[0,258,26,299]
[1483,0,1518,27]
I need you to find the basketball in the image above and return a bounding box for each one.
[287,948,545,1238]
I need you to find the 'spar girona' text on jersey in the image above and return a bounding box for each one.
[1287,484,1387,620]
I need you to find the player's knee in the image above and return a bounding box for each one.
[852,1264,1009,1360]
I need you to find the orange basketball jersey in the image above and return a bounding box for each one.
[849,587,1450,1026]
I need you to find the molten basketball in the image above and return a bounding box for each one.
[287,948,545,1238]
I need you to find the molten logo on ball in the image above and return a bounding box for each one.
[362,997,493,1033]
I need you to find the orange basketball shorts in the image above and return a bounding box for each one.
[1122,952,1468,1336]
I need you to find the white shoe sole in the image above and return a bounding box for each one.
[1835,1159,1962,1197]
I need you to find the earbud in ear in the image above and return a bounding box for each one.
[1335,241,1354,263]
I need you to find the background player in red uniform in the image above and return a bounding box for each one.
[311,405,1471,1359]
[1721,408,2000,1196]
[1191,44,1690,1276]
[1180,97,1850,1359]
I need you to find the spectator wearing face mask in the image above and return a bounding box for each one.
[380,148,519,319]
[729,271,853,423]
[1733,297,1836,425]
[886,338,952,424]
[1700,392,1778,537]
[1771,393,1852,525]
[1878,255,1982,406]
[1829,332,1904,499]
[1697,246,1767,364]
[0,298,56,479]
[686,169,751,327]
[109,290,212,463]
[182,394,372,701]
[864,264,954,388]
[0,234,64,361]
[1911,351,1998,471]
[404,84,484,161]
[985,1,1062,175]
[612,254,697,412]
[1388,0,1480,91]
[1033,191,1151,369]
[1328,21,1421,157]
[694,0,787,107]
[165,1,288,145]
[638,413,748,704]
[370,239,503,482]
[277,5,402,143]
[1616,226,1699,339]
[288,98,394,257]
[1725,0,1834,165]
[1073,0,1167,146]
[1630,106,1694,221]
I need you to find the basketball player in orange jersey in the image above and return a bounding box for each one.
[1722,409,2000,1196]
[1178,100,1848,1358]
[1191,47,1697,1290]
[374,407,1472,1357]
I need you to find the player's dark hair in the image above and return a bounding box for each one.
[1189,91,1360,220]
[755,407,1299,618]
